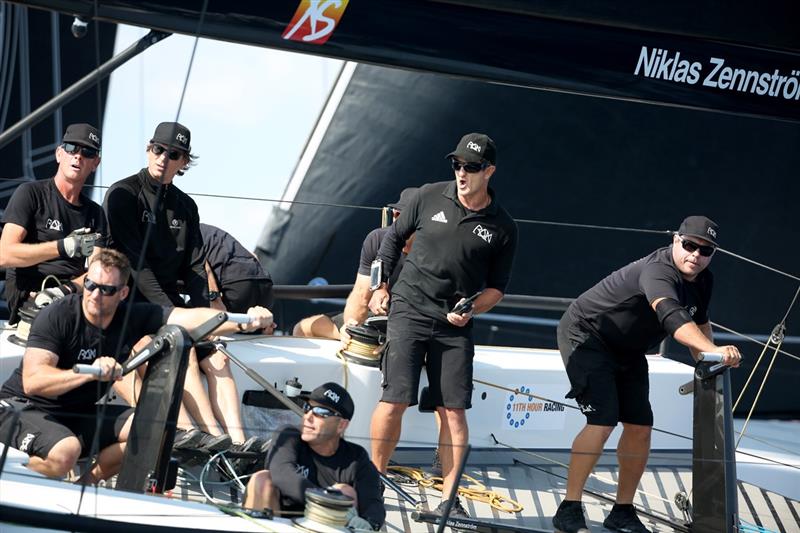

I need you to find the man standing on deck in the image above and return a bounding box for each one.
[369,133,518,517]
[0,123,105,324]
[552,216,741,533]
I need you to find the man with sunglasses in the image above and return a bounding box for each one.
[244,382,385,530]
[369,133,518,519]
[1,123,106,325]
[103,122,246,453]
[552,215,741,533]
[0,249,272,483]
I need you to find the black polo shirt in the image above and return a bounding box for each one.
[103,169,208,307]
[377,180,517,321]
[567,246,713,358]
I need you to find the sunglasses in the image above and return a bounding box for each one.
[62,143,99,159]
[85,278,123,296]
[679,237,716,257]
[450,159,488,173]
[303,402,340,419]
[151,144,185,161]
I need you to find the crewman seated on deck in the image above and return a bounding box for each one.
[0,249,271,484]
[244,382,385,531]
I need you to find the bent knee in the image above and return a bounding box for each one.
[249,469,273,488]
[46,437,82,475]
[293,316,323,337]
[200,350,231,374]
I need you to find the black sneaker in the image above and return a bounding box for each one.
[603,504,652,533]
[173,428,203,450]
[433,497,469,519]
[197,432,232,452]
[552,500,589,533]
[227,436,262,473]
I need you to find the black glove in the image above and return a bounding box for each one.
[58,227,101,258]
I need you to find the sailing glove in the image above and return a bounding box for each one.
[58,227,101,258]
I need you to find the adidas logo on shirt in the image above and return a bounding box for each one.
[431,211,448,223]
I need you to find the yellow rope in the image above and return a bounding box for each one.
[387,465,523,514]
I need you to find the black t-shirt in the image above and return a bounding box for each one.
[377,180,518,321]
[357,226,404,289]
[567,246,713,357]
[2,178,108,290]
[0,294,170,412]
[266,425,385,529]
[199,223,271,283]
[103,169,207,307]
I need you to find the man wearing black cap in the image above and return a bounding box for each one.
[244,382,385,530]
[1,123,106,324]
[370,133,518,518]
[292,187,418,340]
[551,216,741,533]
[103,123,246,452]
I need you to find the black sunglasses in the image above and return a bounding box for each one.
[85,278,123,296]
[679,237,716,257]
[62,143,99,159]
[450,159,488,173]
[151,144,185,161]
[303,402,339,419]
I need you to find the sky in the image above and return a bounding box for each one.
[94,25,342,250]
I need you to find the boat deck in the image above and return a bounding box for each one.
[172,450,799,533]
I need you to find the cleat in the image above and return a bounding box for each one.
[197,432,232,452]
[173,428,203,450]
[552,500,590,533]
[603,504,652,533]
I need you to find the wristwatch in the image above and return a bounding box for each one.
[208,290,221,301]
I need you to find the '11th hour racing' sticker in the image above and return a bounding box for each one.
[504,385,566,431]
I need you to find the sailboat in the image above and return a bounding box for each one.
[1,1,799,532]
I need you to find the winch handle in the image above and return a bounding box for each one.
[698,352,724,363]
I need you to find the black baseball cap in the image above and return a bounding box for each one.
[62,123,101,150]
[150,122,191,152]
[306,382,354,420]
[446,133,496,165]
[387,187,418,211]
[678,215,719,246]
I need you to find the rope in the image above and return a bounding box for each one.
[387,465,524,513]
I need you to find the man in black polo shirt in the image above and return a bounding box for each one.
[552,216,741,533]
[1,123,105,324]
[0,249,271,483]
[369,133,517,517]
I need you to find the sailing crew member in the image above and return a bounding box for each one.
[0,123,106,324]
[244,382,385,531]
[292,187,417,341]
[552,216,741,533]
[0,249,271,483]
[102,122,248,452]
[369,133,518,518]
[200,222,275,316]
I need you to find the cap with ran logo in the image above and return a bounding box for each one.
[446,132,496,165]
[150,122,191,152]
[678,215,719,246]
[306,382,354,420]
[62,123,101,150]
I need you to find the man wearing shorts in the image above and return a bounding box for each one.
[369,133,517,517]
[552,216,741,533]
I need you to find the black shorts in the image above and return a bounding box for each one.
[324,311,345,330]
[0,399,133,458]
[557,313,652,427]
[223,278,274,312]
[380,298,474,409]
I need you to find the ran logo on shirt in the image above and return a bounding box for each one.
[294,464,310,478]
[578,402,596,414]
[170,218,183,229]
[473,224,493,243]
[45,218,63,231]
[142,210,156,224]
[77,348,97,361]
[431,211,448,223]
[19,433,35,452]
